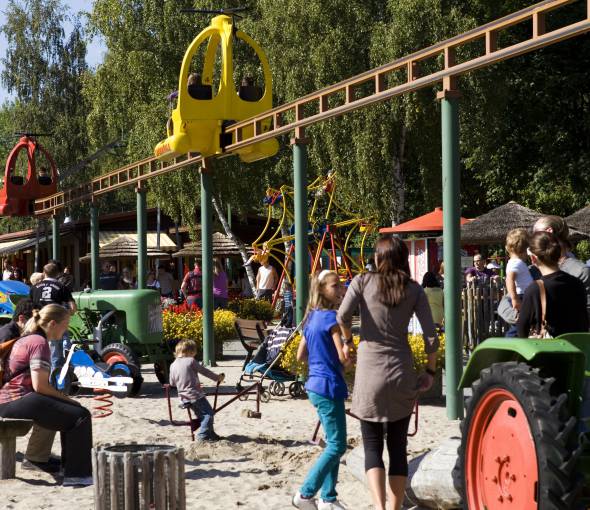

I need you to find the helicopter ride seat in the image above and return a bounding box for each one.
[0,136,58,217]
[154,14,278,164]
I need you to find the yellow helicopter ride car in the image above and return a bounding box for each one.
[154,8,278,164]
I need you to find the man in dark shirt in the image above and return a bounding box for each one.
[99,262,121,290]
[0,298,60,473]
[30,262,76,370]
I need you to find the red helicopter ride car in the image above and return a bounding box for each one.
[0,132,58,216]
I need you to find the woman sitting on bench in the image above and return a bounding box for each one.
[0,304,93,486]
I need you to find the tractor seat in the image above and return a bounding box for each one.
[238,85,262,102]
[10,176,24,185]
[188,84,213,100]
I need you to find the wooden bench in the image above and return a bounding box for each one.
[234,318,266,370]
[0,418,33,479]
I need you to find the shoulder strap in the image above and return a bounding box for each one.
[536,279,548,328]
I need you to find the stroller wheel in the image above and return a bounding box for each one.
[289,381,306,398]
[238,391,249,401]
[274,381,285,396]
[268,381,277,395]
[260,389,272,403]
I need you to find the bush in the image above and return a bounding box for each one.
[574,239,590,263]
[228,298,274,321]
[280,332,446,388]
[162,308,237,358]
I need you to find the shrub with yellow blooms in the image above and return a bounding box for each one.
[163,308,237,358]
[281,332,446,388]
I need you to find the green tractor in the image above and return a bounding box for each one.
[69,289,173,395]
[457,334,590,509]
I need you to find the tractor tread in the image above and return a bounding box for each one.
[457,361,578,509]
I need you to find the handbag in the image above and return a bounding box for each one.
[498,294,519,325]
[528,280,553,339]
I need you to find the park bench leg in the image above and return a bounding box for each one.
[0,436,17,479]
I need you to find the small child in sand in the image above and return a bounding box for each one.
[293,270,349,510]
[169,339,225,442]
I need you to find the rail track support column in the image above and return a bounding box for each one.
[90,203,100,290]
[201,159,215,366]
[136,186,147,290]
[51,214,60,261]
[438,85,463,420]
[292,131,310,325]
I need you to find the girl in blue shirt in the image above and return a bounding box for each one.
[293,270,350,510]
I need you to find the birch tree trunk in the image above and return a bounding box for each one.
[211,194,256,294]
[391,124,407,225]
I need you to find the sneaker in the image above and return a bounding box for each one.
[318,499,347,509]
[22,458,62,474]
[63,476,93,487]
[292,491,317,509]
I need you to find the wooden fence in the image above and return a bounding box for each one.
[461,280,507,351]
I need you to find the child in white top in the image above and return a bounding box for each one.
[504,228,534,337]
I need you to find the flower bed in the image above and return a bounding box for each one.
[162,307,237,359]
[280,332,446,388]
[228,298,274,321]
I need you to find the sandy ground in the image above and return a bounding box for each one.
[0,343,459,510]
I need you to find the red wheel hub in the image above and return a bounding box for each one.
[465,388,538,509]
[102,352,127,365]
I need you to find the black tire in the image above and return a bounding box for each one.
[289,381,306,399]
[457,361,581,510]
[261,389,271,403]
[50,367,79,396]
[154,360,172,385]
[101,343,143,397]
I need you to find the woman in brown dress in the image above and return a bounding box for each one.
[338,235,439,510]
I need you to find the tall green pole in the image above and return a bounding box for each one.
[440,90,463,420]
[51,214,60,261]
[90,204,99,289]
[201,161,215,366]
[136,187,147,290]
[293,136,309,324]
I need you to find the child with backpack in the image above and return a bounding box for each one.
[292,270,350,510]
[169,339,224,442]
[180,263,203,309]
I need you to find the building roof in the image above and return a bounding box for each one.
[379,207,470,234]
[173,232,252,258]
[79,236,170,262]
[98,231,176,251]
[566,206,590,235]
[456,201,587,245]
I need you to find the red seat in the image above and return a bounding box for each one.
[0,136,58,217]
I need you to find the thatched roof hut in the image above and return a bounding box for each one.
[172,232,252,258]
[454,202,588,245]
[566,206,590,235]
[79,236,170,262]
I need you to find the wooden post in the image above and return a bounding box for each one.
[167,452,177,510]
[124,452,134,510]
[154,451,166,510]
[110,455,119,510]
[0,436,16,479]
[0,418,33,480]
[177,449,186,510]
[141,453,151,510]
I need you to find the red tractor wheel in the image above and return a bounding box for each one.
[458,362,580,510]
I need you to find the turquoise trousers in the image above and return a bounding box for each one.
[300,391,347,502]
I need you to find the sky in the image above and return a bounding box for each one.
[0,0,107,104]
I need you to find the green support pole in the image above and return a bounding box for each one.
[90,204,99,290]
[136,188,147,290]
[293,138,309,324]
[201,161,215,366]
[441,92,464,420]
[51,215,60,261]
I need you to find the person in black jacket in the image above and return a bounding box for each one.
[517,232,589,338]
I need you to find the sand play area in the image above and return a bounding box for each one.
[0,354,459,510]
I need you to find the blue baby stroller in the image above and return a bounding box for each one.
[236,325,306,402]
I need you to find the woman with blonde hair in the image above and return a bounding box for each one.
[0,304,93,486]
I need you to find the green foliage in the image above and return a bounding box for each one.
[575,240,590,264]
[228,298,274,321]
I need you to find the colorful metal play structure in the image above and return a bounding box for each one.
[249,172,376,305]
